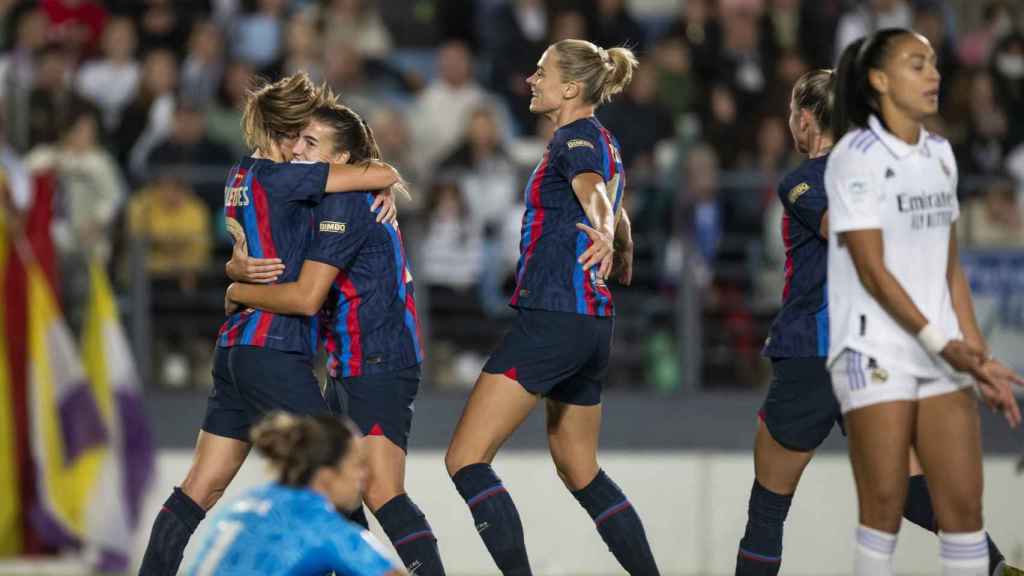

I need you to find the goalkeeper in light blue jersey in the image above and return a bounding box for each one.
[187,414,403,576]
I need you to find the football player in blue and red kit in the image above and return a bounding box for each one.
[139,74,403,576]
[225,101,445,576]
[733,68,1020,576]
[441,40,658,576]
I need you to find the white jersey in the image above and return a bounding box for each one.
[825,114,961,377]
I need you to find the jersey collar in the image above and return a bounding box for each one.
[868,114,931,160]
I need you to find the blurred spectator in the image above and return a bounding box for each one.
[767,0,800,53]
[797,0,842,69]
[0,0,18,49]
[75,16,140,131]
[206,61,253,158]
[377,0,441,48]
[991,32,1024,149]
[146,102,233,206]
[914,2,960,106]
[262,13,321,82]
[180,19,225,108]
[126,171,211,289]
[318,0,392,59]
[678,144,723,267]
[408,40,488,172]
[134,0,191,54]
[715,1,777,128]
[652,35,696,122]
[956,70,1009,179]
[484,0,548,135]
[232,0,288,68]
[960,176,1024,247]
[599,61,675,174]
[28,44,81,148]
[0,3,49,150]
[702,84,742,169]
[114,48,177,179]
[960,1,1016,68]
[662,0,723,92]
[834,0,912,63]
[589,0,646,52]
[369,106,424,214]
[549,9,588,43]
[27,103,124,325]
[419,179,483,291]
[0,110,30,213]
[441,105,519,230]
[321,39,382,118]
[40,0,109,58]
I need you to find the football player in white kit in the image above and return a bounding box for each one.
[826,29,1024,576]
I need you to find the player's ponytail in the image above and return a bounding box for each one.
[552,39,639,106]
[832,28,914,139]
[251,412,358,487]
[242,72,324,155]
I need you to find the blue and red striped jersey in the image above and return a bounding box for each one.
[510,117,624,317]
[307,193,422,378]
[763,154,829,358]
[218,158,329,356]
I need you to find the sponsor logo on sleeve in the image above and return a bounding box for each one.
[567,138,595,150]
[788,182,810,203]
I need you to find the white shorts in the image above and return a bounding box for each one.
[830,349,974,414]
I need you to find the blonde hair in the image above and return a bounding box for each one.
[552,40,639,105]
[241,72,326,154]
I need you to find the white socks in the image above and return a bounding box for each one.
[940,530,989,576]
[855,524,897,576]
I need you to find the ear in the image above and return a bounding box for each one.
[334,150,351,164]
[867,68,888,96]
[563,80,581,101]
[799,108,815,134]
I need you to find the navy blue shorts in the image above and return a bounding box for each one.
[329,365,421,452]
[760,357,845,452]
[203,346,331,442]
[483,309,613,406]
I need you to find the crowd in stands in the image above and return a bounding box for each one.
[2,0,1023,390]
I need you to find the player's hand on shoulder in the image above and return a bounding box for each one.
[940,339,985,374]
[370,183,401,224]
[974,357,1023,428]
[226,239,284,283]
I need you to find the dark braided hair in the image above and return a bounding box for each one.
[832,28,917,139]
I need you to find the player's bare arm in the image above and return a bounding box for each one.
[572,171,615,279]
[841,228,983,373]
[226,260,339,317]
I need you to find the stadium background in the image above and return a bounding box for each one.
[0,0,1022,573]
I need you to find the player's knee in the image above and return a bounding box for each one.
[180,476,228,511]
[859,484,907,532]
[935,494,983,532]
[550,454,598,491]
[364,480,403,512]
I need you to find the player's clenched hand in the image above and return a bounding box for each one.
[576,223,614,279]
[225,283,241,316]
[940,339,985,374]
[227,239,284,283]
[973,358,1024,428]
